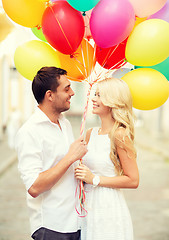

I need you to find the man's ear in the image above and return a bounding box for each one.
[45,90,53,102]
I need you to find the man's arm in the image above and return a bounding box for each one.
[28,137,87,198]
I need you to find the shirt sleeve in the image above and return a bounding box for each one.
[15,129,43,191]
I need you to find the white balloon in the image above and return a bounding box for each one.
[112,68,132,79]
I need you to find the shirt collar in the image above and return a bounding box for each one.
[34,107,64,124]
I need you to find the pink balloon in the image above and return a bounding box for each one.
[129,0,167,18]
[90,0,135,48]
[147,0,169,22]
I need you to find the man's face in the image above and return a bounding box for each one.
[51,75,75,113]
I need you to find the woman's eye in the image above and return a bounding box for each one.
[94,92,100,97]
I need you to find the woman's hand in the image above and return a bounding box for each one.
[75,163,94,185]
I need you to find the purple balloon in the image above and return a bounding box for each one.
[90,0,135,48]
[148,0,169,22]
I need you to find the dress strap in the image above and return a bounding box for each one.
[85,127,99,144]
[90,127,99,138]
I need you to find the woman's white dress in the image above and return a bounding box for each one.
[81,128,133,240]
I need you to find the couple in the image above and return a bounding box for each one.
[15,67,139,240]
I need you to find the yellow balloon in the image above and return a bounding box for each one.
[121,68,169,110]
[125,19,169,66]
[14,40,61,80]
[2,0,46,28]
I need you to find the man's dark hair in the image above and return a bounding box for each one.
[32,67,67,104]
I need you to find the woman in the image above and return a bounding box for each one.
[75,77,139,240]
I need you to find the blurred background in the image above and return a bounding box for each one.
[0,0,169,240]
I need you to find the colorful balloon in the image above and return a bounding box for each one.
[148,0,169,23]
[14,40,60,80]
[122,68,169,110]
[42,1,85,55]
[66,0,100,12]
[2,0,46,28]
[90,0,135,48]
[31,27,47,42]
[135,57,169,81]
[125,19,169,66]
[57,38,96,81]
[129,0,167,18]
[96,38,128,70]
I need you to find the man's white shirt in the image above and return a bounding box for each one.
[15,107,79,235]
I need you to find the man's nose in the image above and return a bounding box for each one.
[70,88,75,96]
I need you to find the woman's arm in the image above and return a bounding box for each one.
[75,128,139,189]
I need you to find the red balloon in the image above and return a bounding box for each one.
[96,38,128,69]
[42,1,85,55]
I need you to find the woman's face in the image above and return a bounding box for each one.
[92,90,110,116]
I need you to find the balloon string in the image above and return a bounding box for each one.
[75,82,93,217]
[102,44,119,68]
[80,83,93,136]
[75,180,88,217]
[49,5,74,53]
[80,43,88,79]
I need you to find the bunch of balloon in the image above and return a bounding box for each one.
[124,0,169,110]
[134,0,169,81]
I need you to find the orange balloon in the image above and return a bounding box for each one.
[132,16,147,31]
[57,38,96,81]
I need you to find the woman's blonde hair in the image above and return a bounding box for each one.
[97,77,136,175]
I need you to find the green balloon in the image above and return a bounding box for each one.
[135,57,169,81]
[67,0,100,12]
[31,27,47,42]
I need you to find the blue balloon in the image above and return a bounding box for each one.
[135,57,169,81]
[67,0,100,12]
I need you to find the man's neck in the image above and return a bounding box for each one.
[38,105,61,125]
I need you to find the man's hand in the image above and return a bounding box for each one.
[67,136,88,163]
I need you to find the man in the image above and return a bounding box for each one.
[15,67,87,240]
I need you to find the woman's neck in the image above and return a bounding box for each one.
[99,114,115,134]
